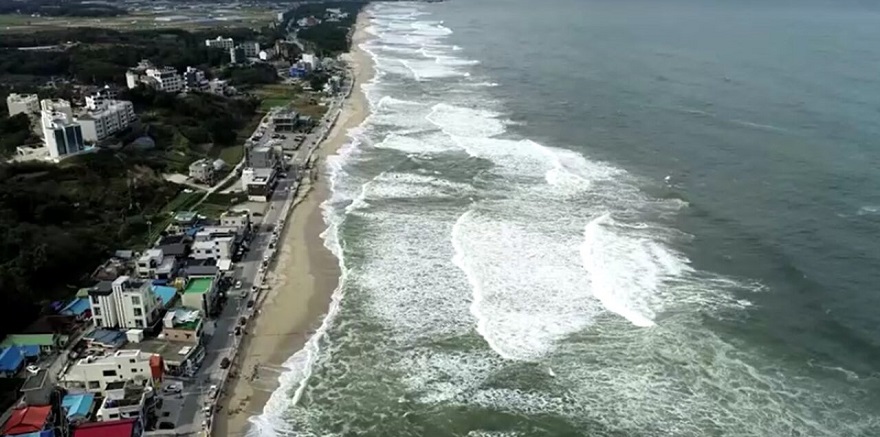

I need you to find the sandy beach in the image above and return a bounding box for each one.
[214,12,373,437]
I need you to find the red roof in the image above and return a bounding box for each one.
[72,419,137,437]
[2,405,52,435]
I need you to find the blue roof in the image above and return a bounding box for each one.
[84,329,127,348]
[62,393,95,420]
[20,345,40,358]
[152,285,177,306]
[15,430,55,437]
[0,346,24,372]
[60,298,90,316]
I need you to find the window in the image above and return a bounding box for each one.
[133,308,143,317]
[93,307,101,316]
[131,368,139,372]
[88,381,100,389]
[131,296,141,305]
[129,359,136,364]
[135,319,144,328]
[102,370,117,377]
[91,295,99,304]
[94,318,103,327]
[108,413,119,419]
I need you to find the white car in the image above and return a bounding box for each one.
[163,384,183,394]
[26,365,40,375]
[234,280,242,289]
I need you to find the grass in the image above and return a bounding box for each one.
[196,192,248,218]
[0,8,276,33]
[161,190,203,214]
[254,84,300,111]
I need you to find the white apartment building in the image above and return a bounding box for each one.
[125,70,141,89]
[145,67,183,93]
[191,238,234,261]
[89,276,162,329]
[242,167,277,201]
[6,93,39,116]
[301,53,321,70]
[136,249,164,278]
[241,41,260,58]
[188,158,215,184]
[85,87,117,110]
[40,98,73,118]
[41,109,84,159]
[79,100,136,143]
[61,350,155,393]
[205,36,235,50]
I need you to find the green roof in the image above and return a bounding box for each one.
[2,333,56,347]
[76,288,90,298]
[184,278,213,294]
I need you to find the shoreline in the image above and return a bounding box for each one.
[214,11,374,437]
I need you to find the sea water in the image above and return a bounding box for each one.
[248,1,880,435]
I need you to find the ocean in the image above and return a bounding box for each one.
[250,0,880,435]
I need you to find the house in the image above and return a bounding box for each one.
[135,249,163,278]
[1,405,53,436]
[20,368,53,406]
[62,392,96,424]
[60,350,156,394]
[161,307,203,344]
[241,167,277,202]
[60,298,91,321]
[82,328,128,351]
[188,158,215,184]
[1,316,75,355]
[220,210,251,234]
[150,285,177,308]
[167,211,199,234]
[0,346,25,377]
[190,238,234,261]
[97,380,153,425]
[181,277,218,316]
[72,418,142,437]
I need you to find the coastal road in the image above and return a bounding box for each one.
[167,73,351,436]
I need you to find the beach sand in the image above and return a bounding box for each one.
[214,11,374,437]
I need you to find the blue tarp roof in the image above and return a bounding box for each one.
[152,285,177,307]
[14,430,55,437]
[84,329,127,348]
[19,345,40,358]
[60,298,90,316]
[61,393,95,420]
[0,346,24,372]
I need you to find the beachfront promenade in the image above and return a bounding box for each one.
[155,71,353,437]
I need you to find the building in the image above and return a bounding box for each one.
[61,350,156,393]
[188,158,215,184]
[183,66,208,92]
[207,78,231,96]
[161,307,203,343]
[6,93,39,116]
[301,53,321,70]
[240,41,260,58]
[62,392,96,424]
[191,238,234,261]
[246,144,280,169]
[145,67,183,93]
[1,316,75,355]
[1,405,53,436]
[229,46,246,64]
[78,100,136,143]
[271,108,299,132]
[220,210,251,234]
[0,346,25,377]
[205,36,234,50]
[241,167,277,201]
[181,277,217,316]
[97,380,153,424]
[41,109,85,158]
[136,249,163,278]
[21,368,55,405]
[73,418,143,437]
[88,276,163,329]
[85,87,118,111]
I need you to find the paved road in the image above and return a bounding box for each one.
[163,74,351,436]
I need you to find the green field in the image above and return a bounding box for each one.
[255,84,300,111]
[0,8,275,33]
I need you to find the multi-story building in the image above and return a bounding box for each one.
[191,238,234,261]
[6,93,39,116]
[161,307,203,343]
[182,66,208,92]
[40,98,73,118]
[145,67,183,93]
[181,277,218,316]
[96,380,153,425]
[240,41,260,58]
[271,108,299,132]
[88,276,163,329]
[61,350,158,393]
[188,158,215,184]
[78,100,136,143]
[229,46,246,64]
[41,109,84,159]
[205,36,235,50]
[301,53,321,70]
[241,167,277,201]
[246,144,280,169]
[85,87,118,111]
[136,249,163,278]
[220,210,251,234]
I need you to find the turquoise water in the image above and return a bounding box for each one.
[248,1,880,436]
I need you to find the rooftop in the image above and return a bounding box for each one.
[60,298,90,317]
[164,307,201,330]
[2,405,52,435]
[83,328,127,349]
[62,392,95,420]
[184,277,213,294]
[72,418,138,437]
[89,281,114,296]
[137,338,199,365]
[151,285,177,307]
[0,346,24,372]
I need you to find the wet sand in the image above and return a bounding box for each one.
[215,11,374,437]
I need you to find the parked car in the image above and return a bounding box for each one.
[163,384,182,394]
[26,365,40,375]
[234,327,242,336]
[220,357,231,369]
[234,280,242,289]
